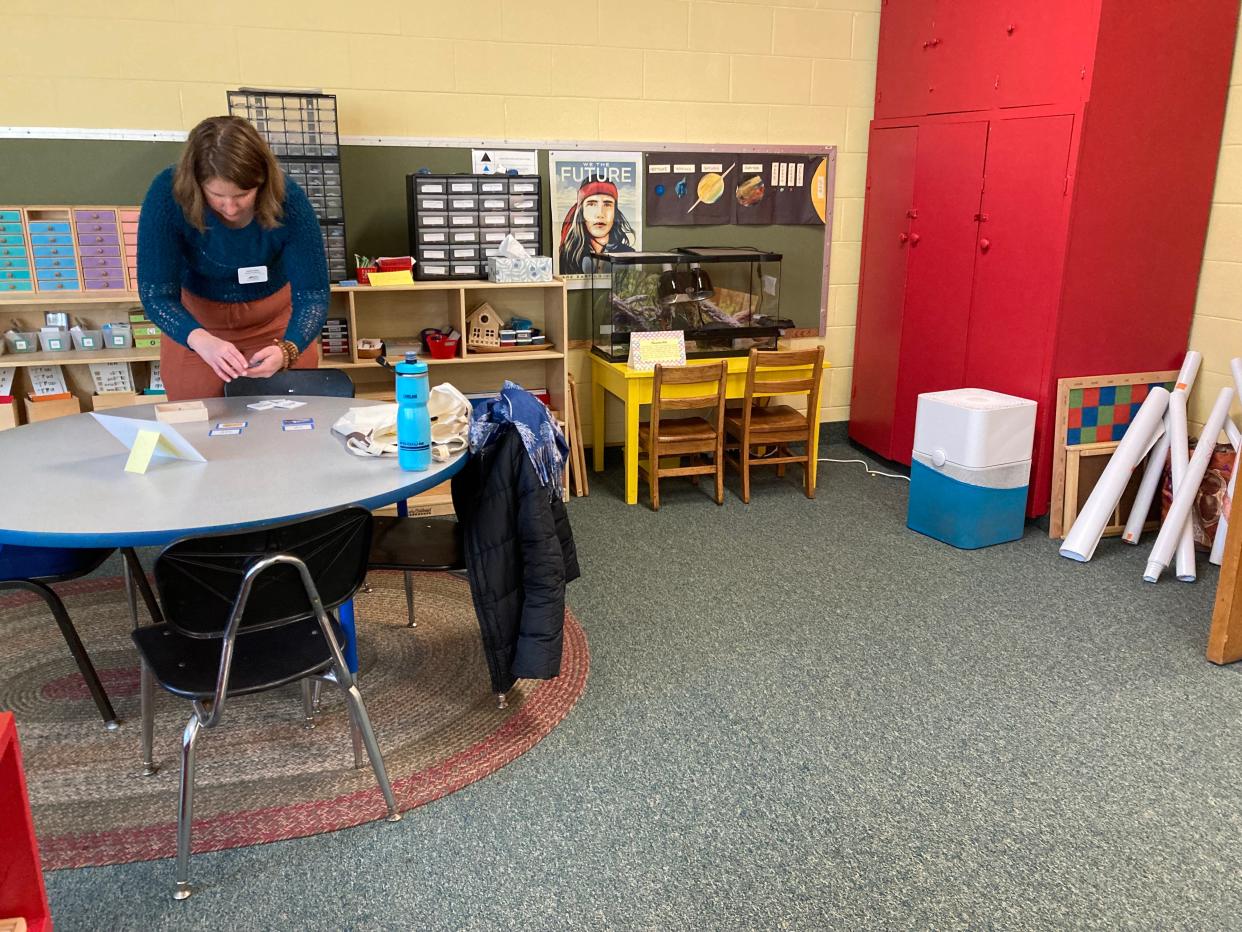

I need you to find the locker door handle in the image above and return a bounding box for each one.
[909,233,921,245]
[980,238,991,253]
[898,233,909,244]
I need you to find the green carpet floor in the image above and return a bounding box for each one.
[40,436,1242,930]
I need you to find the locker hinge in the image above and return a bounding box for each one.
[973,213,989,222]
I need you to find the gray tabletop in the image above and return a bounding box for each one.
[0,396,465,548]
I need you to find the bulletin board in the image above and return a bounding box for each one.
[0,136,834,341]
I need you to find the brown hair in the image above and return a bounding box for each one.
[173,116,285,232]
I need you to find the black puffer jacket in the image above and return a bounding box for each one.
[451,424,580,695]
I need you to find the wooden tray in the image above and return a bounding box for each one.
[468,343,546,353]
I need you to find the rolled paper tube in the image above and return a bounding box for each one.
[1121,426,1171,545]
[1061,386,1170,562]
[1175,350,1202,393]
[1167,391,1197,582]
[1232,357,1242,403]
[1144,386,1235,582]
[1228,418,1241,452]
[1209,445,1239,566]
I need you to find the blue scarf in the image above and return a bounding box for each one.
[469,381,568,494]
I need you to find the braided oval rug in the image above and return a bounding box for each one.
[0,570,588,869]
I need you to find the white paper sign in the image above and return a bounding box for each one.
[149,362,164,393]
[89,361,135,395]
[0,366,14,397]
[472,149,538,176]
[91,413,207,464]
[627,330,687,372]
[28,365,67,397]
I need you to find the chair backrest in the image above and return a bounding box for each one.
[154,507,372,638]
[0,544,112,585]
[224,368,355,398]
[742,346,826,414]
[651,361,728,429]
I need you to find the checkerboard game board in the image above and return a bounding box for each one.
[1064,380,1174,445]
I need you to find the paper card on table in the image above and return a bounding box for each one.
[124,429,162,474]
[247,400,277,410]
[627,330,686,372]
[209,428,242,436]
[271,399,307,409]
[0,367,14,397]
[215,421,248,430]
[91,412,207,469]
[282,418,314,431]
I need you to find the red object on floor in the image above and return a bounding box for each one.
[0,712,51,931]
[850,0,1240,516]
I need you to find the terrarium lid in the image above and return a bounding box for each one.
[594,247,781,265]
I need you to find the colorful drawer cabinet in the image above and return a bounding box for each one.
[0,208,33,294]
[23,208,79,292]
[120,207,140,291]
[73,207,126,292]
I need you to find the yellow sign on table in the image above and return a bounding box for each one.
[368,270,415,287]
[124,429,162,474]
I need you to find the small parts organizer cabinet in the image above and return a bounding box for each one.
[0,713,51,932]
[406,174,541,281]
[848,0,1239,517]
[331,280,567,415]
[0,206,141,295]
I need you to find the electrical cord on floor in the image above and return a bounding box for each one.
[818,457,910,482]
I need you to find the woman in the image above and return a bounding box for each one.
[558,174,635,275]
[137,115,329,401]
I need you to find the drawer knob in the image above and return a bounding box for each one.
[980,238,991,253]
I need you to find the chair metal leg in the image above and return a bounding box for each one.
[312,680,322,713]
[174,715,203,900]
[335,679,400,820]
[29,582,120,730]
[300,679,315,729]
[403,571,416,628]
[140,660,158,775]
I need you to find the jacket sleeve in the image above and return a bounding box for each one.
[510,439,567,681]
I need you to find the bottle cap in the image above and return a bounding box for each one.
[395,352,428,375]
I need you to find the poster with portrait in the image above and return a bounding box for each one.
[550,150,644,290]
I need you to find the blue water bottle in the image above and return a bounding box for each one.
[395,352,431,471]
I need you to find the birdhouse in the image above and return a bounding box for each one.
[467,302,501,348]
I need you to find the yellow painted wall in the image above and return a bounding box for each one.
[1189,25,1242,437]
[3,1,1237,435]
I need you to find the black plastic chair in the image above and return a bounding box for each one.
[0,545,119,729]
[367,517,465,627]
[132,507,400,900]
[223,368,355,398]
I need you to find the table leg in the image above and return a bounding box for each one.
[338,597,359,675]
[592,379,605,473]
[624,394,640,505]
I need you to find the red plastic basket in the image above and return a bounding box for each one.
[356,266,377,285]
[376,256,414,272]
[425,333,459,359]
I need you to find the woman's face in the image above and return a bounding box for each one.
[582,194,616,246]
[202,176,258,227]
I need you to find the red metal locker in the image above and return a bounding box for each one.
[874,0,937,119]
[996,0,1097,107]
[963,115,1075,405]
[888,120,990,461]
[849,126,918,455]
[927,1,1003,114]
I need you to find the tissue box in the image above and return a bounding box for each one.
[487,255,553,283]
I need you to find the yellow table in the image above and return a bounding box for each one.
[590,353,830,505]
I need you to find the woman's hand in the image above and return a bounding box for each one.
[245,344,285,378]
[187,329,251,382]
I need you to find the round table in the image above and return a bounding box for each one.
[0,396,464,548]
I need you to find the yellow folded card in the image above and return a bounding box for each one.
[368,270,415,287]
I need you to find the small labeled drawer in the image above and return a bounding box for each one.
[0,210,20,222]
[30,234,73,245]
[75,209,117,224]
[37,280,80,292]
[0,257,29,270]
[80,245,122,257]
[512,229,538,244]
[418,247,448,261]
[479,196,508,212]
[417,229,448,245]
[447,178,477,194]
[84,277,126,290]
[0,222,24,235]
[417,197,447,211]
[478,179,507,194]
[37,267,79,281]
[509,195,539,211]
[0,247,27,258]
[479,212,509,227]
[510,213,538,226]
[482,229,508,244]
[419,212,447,227]
[75,221,118,235]
[451,262,480,277]
[0,281,33,293]
[78,233,121,247]
[0,235,25,246]
[449,196,478,211]
[32,246,73,257]
[35,257,77,269]
[419,262,450,277]
[508,179,538,195]
[0,270,31,281]
[81,256,123,269]
[451,246,480,261]
[415,178,447,195]
[28,221,71,234]
[449,228,479,244]
[449,212,477,227]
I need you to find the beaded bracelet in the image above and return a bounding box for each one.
[273,339,300,370]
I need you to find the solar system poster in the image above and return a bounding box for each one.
[646,153,828,226]
[549,150,644,290]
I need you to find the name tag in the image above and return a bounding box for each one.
[238,265,268,284]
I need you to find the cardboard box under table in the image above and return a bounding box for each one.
[907,388,1037,549]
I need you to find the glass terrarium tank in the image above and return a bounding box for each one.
[590,247,788,361]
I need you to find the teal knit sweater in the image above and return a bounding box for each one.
[136,167,329,350]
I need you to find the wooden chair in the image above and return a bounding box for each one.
[724,347,826,503]
[638,361,728,511]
